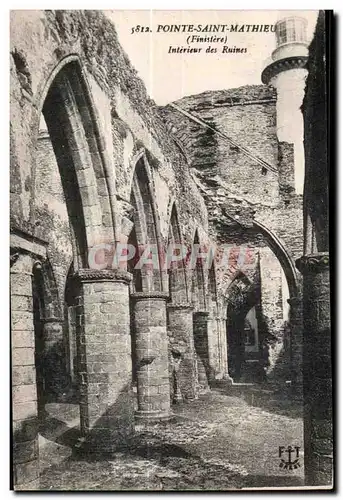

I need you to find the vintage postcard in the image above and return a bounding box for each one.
[10,9,332,491]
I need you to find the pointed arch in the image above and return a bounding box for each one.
[208,260,218,316]
[32,258,68,412]
[191,229,206,311]
[167,203,188,303]
[32,258,62,320]
[37,57,116,269]
[128,153,165,292]
[225,271,262,382]
[253,220,299,298]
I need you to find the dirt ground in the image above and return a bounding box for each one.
[37,388,304,491]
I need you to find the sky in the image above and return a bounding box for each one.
[106,10,319,105]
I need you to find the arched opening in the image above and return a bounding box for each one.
[31,58,117,449]
[128,155,164,292]
[34,60,105,409]
[208,261,218,316]
[166,204,192,402]
[168,204,188,304]
[252,220,299,299]
[127,154,171,418]
[128,155,166,400]
[225,272,263,382]
[40,59,113,269]
[217,221,300,386]
[12,56,134,485]
[32,260,68,420]
[191,230,206,311]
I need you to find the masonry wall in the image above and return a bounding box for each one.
[300,11,332,487]
[259,247,290,381]
[302,11,329,254]
[159,86,304,266]
[160,84,304,386]
[36,131,73,302]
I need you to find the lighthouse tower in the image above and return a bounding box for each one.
[262,15,309,194]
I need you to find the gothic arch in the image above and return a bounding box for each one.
[32,258,68,412]
[191,229,207,312]
[167,203,188,303]
[253,220,299,298]
[32,258,63,320]
[208,260,218,316]
[128,154,165,292]
[225,271,262,381]
[225,271,258,316]
[34,57,117,268]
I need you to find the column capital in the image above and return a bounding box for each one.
[296,252,330,274]
[74,268,132,284]
[167,302,193,311]
[131,291,169,301]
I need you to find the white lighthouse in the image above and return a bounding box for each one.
[262,15,309,194]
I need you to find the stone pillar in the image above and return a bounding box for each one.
[11,253,39,490]
[41,318,68,401]
[193,311,210,391]
[215,316,229,379]
[207,313,220,379]
[167,303,198,400]
[288,296,303,395]
[75,269,134,453]
[131,292,171,420]
[296,253,332,486]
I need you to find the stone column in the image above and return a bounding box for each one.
[215,316,229,379]
[207,313,220,379]
[167,303,198,400]
[75,269,134,453]
[193,311,210,391]
[11,253,39,490]
[296,253,332,486]
[288,296,303,396]
[131,291,171,420]
[41,318,68,401]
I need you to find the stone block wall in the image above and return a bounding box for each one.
[159,85,304,266]
[132,293,171,419]
[299,10,332,487]
[259,246,290,381]
[11,254,39,489]
[35,131,73,308]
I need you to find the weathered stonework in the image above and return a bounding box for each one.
[11,253,39,489]
[296,253,331,486]
[131,292,171,420]
[298,11,332,488]
[74,268,134,451]
[167,303,198,401]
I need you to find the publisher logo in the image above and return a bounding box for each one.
[279,446,301,470]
